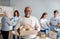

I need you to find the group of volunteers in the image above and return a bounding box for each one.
[1,6,60,39]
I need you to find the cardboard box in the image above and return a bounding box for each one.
[49,31,58,39]
[12,30,38,36]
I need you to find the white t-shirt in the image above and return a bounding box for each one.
[50,17,60,26]
[40,18,48,29]
[16,16,40,38]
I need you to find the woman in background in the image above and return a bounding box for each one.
[40,12,50,34]
[12,10,20,39]
[1,11,12,39]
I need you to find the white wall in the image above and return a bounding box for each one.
[0,0,10,6]
[10,0,60,21]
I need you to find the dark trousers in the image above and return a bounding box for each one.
[1,30,9,39]
[13,35,20,39]
[13,26,20,39]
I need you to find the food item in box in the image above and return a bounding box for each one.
[19,23,33,31]
[17,23,33,35]
[23,23,33,31]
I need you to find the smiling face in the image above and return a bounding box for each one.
[24,7,32,18]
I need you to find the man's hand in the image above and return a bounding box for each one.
[57,23,60,28]
[20,26,25,31]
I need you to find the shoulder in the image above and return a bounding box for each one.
[40,19,43,20]
[40,19,43,22]
[31,16,38,20]
[39,19,43,23]
[58,17,60,19]
[40,19,47,21]
[44,19,47,21]
[18,16,24,21]
[18,16,21,18]
[2,16,7,20]
[1,17,4,21]
[57,17,60,20]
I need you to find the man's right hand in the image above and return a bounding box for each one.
[57,23,60,28]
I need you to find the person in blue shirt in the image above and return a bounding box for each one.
[12,10,20,30]
[12,10,20,39]
[1,11,12,39]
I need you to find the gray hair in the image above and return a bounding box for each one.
[3,11,6,16]
[3,11,10,16]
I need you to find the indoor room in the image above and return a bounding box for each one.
[0,0,60,39]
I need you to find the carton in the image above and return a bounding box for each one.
[49,31,58,39]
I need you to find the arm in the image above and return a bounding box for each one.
[35,19,41,31]
[57,23,60,28]
[57,18,60,28]
[40,23,44,28]
[39,19,44,29]
[15,18,24,30]
[6,17,12,26]
[15,19,21,30]
[46,22,50,27]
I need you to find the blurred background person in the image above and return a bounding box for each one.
[50,10,60,30]
[11,10,20,39]
[15,6,40,39]
[40,12,50,34]
[1,11,12,39]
